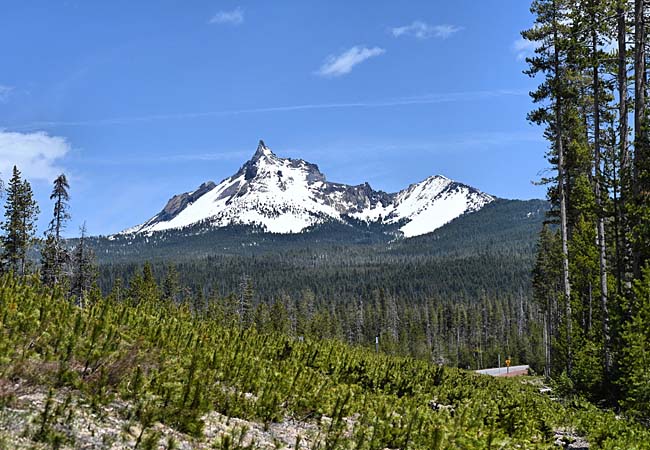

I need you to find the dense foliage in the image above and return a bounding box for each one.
[523,0,650,422]
[1,166,39,276]
[92,199,548,369]
[2,274,649,449]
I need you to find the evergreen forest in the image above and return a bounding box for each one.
[2,0,650,447]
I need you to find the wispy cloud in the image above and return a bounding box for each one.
[391,21,462,40]
[0,130,70,182]
[513,37,537,60]
[209,7,244,25]
[0,85,14,103]
[292,131,542,159]
[316,46,385,77]
[74,150,251,166]
[13,89,527,129]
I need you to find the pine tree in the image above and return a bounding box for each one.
[615,0,633,294]
[40,235,59,286]
[162,264,180,302]
[70,223,97,306]
[620,265,650,422]
[1,166,40,276]
[129,261,160,304]
[581,0,612,378]
[524,0,650,407]
[631,0,650,279]
[238,275,254,326]
[355,297,365,345]
[269,299,289,334]
[41,174,71,287]
[533,225,562,378]
[523,0,576,375]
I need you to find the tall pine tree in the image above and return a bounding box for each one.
[523,0,577,376]
[1,166,39,276]
[41,174,71,287]
[70,222,97,306]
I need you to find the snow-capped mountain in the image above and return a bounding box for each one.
[124,141,494,238]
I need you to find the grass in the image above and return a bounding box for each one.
[0,274,649,449]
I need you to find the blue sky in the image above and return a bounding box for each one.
[0,0,546,236]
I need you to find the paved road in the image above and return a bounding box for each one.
[476,365,529,377]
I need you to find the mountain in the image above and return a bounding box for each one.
[123,140,494,238]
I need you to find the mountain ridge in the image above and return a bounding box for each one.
[123,140,494,237]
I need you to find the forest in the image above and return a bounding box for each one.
[1,272,650,448]
[88,199,547,369]
[522,0,650,423]
[1,0,650,446]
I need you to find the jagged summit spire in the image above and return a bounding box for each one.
[253,140,274,160]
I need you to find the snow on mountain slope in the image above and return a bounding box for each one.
[139,144,338,233]
[390,176,493,237]
[125,141,494,238]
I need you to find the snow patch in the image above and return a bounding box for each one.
[122,143,494,238]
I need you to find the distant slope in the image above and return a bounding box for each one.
[90,198,548,265]
[386,199,549,258]
[91,199,549,303]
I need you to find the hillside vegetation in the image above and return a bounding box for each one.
[89,199,548,263]
[90,200,549,369]
[1,274,648,449]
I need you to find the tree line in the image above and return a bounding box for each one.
[110,261,543,371]
[0,164,546,372]
[524,0,650,421]
[0,166,97,302]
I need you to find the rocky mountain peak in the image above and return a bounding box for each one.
[123,141,494,237]
[251,140,275,161]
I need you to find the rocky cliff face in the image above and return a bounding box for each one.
[123,140,494,237]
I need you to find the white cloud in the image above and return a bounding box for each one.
[0,85,14,103]
[513,37,537,60]
[391,21,462,40]
[317,46,385,78]
[209,7,244,25]
[0,130,71,182]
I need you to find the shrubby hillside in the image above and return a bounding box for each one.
[1,274,648,449]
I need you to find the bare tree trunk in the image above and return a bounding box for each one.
[554,20,573,374]
[633,0,647,278]
[592,22,612,376]
[559,107,573,376]
[544,310,551,379]
[616,1,633,297]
